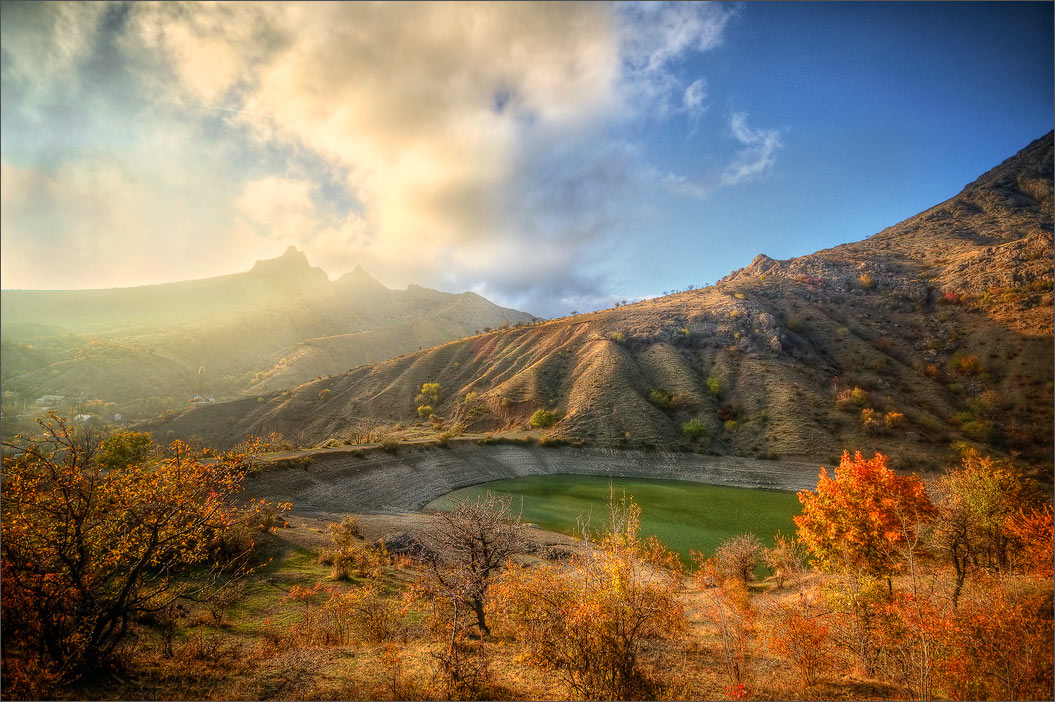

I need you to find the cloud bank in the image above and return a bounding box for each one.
[1,1,781,315]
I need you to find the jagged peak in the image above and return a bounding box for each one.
[336,264,388,291]
[250,246,308,270]
[248,246,329,283]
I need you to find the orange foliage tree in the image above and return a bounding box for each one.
[0,415,281,693]
[795,451,936,582]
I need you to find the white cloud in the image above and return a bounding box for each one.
[722,112,783,185]
[683,78,708,114]
[1,1,777,315]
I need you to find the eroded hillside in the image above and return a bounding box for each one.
[155,134,1054,473]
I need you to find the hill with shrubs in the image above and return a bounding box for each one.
[155,133,1054,474]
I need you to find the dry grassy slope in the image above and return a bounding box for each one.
[248,292,537,392]
[158,133,1054,473]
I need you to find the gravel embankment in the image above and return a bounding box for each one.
[243,443,823,515]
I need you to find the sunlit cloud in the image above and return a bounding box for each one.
[1,1,782,315]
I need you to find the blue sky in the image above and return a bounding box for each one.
[1,2,1052,316]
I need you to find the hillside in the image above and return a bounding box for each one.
[0,249,537,409]
[152,133,1054,473]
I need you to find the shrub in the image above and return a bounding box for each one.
[417,404,433,419]
[319,388,332,402]
[380,436,400,453]
[838,385,870,409]
[724,419,738,433]
[610,331,626,345]
[960,419,993,443]
[320,541,387,580]
[682,418,709,442]
[861,408,882,434]
[648,389,673,411]
[539,436,578,448]
[490,496,684,699]
[950,352,984,376]
[416,382,443,405]
[714,533,765,584]
[858,273,876,290]
[717,402,740,421]
[530,408,559,428]
[706,377,721,397]
[883,411,905,431]
[463,392,478,403]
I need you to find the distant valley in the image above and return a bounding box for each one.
[0,249,536,431]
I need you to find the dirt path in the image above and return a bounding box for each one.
[243,443,822,516]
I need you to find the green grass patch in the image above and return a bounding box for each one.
[426,474,801,566]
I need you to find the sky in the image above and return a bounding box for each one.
[1,1,1052,317]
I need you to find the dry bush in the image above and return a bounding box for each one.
[935,573,1054,701]
[207,583,244,627]
[763,592,834,689]
[324,542,387,580]
[283,580,407,647]
[318,517,387,579]
[763,534,808,589]
[431,638,496,701]
[715,533,765,585]
[693,556,757,696]
[490,495,685,700]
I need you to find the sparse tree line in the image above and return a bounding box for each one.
[1,415,1051,700]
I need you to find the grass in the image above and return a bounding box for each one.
[426,474,801,565]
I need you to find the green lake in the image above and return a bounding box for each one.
[426,474,802,564]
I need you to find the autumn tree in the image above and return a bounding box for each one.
[931,449,1039,602]
[490,494,685,700]
[795,451,936,677]
[0,414,279,695]
[96,430,154,470]
[795,451,936,584]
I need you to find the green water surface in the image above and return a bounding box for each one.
[426,474,802,564]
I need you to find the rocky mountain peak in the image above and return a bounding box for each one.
[248,246,327,282]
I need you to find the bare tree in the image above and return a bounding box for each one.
[419,492,524,636]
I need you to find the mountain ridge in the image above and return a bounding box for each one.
[153,133,1054,476]
[0,250,539,414]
